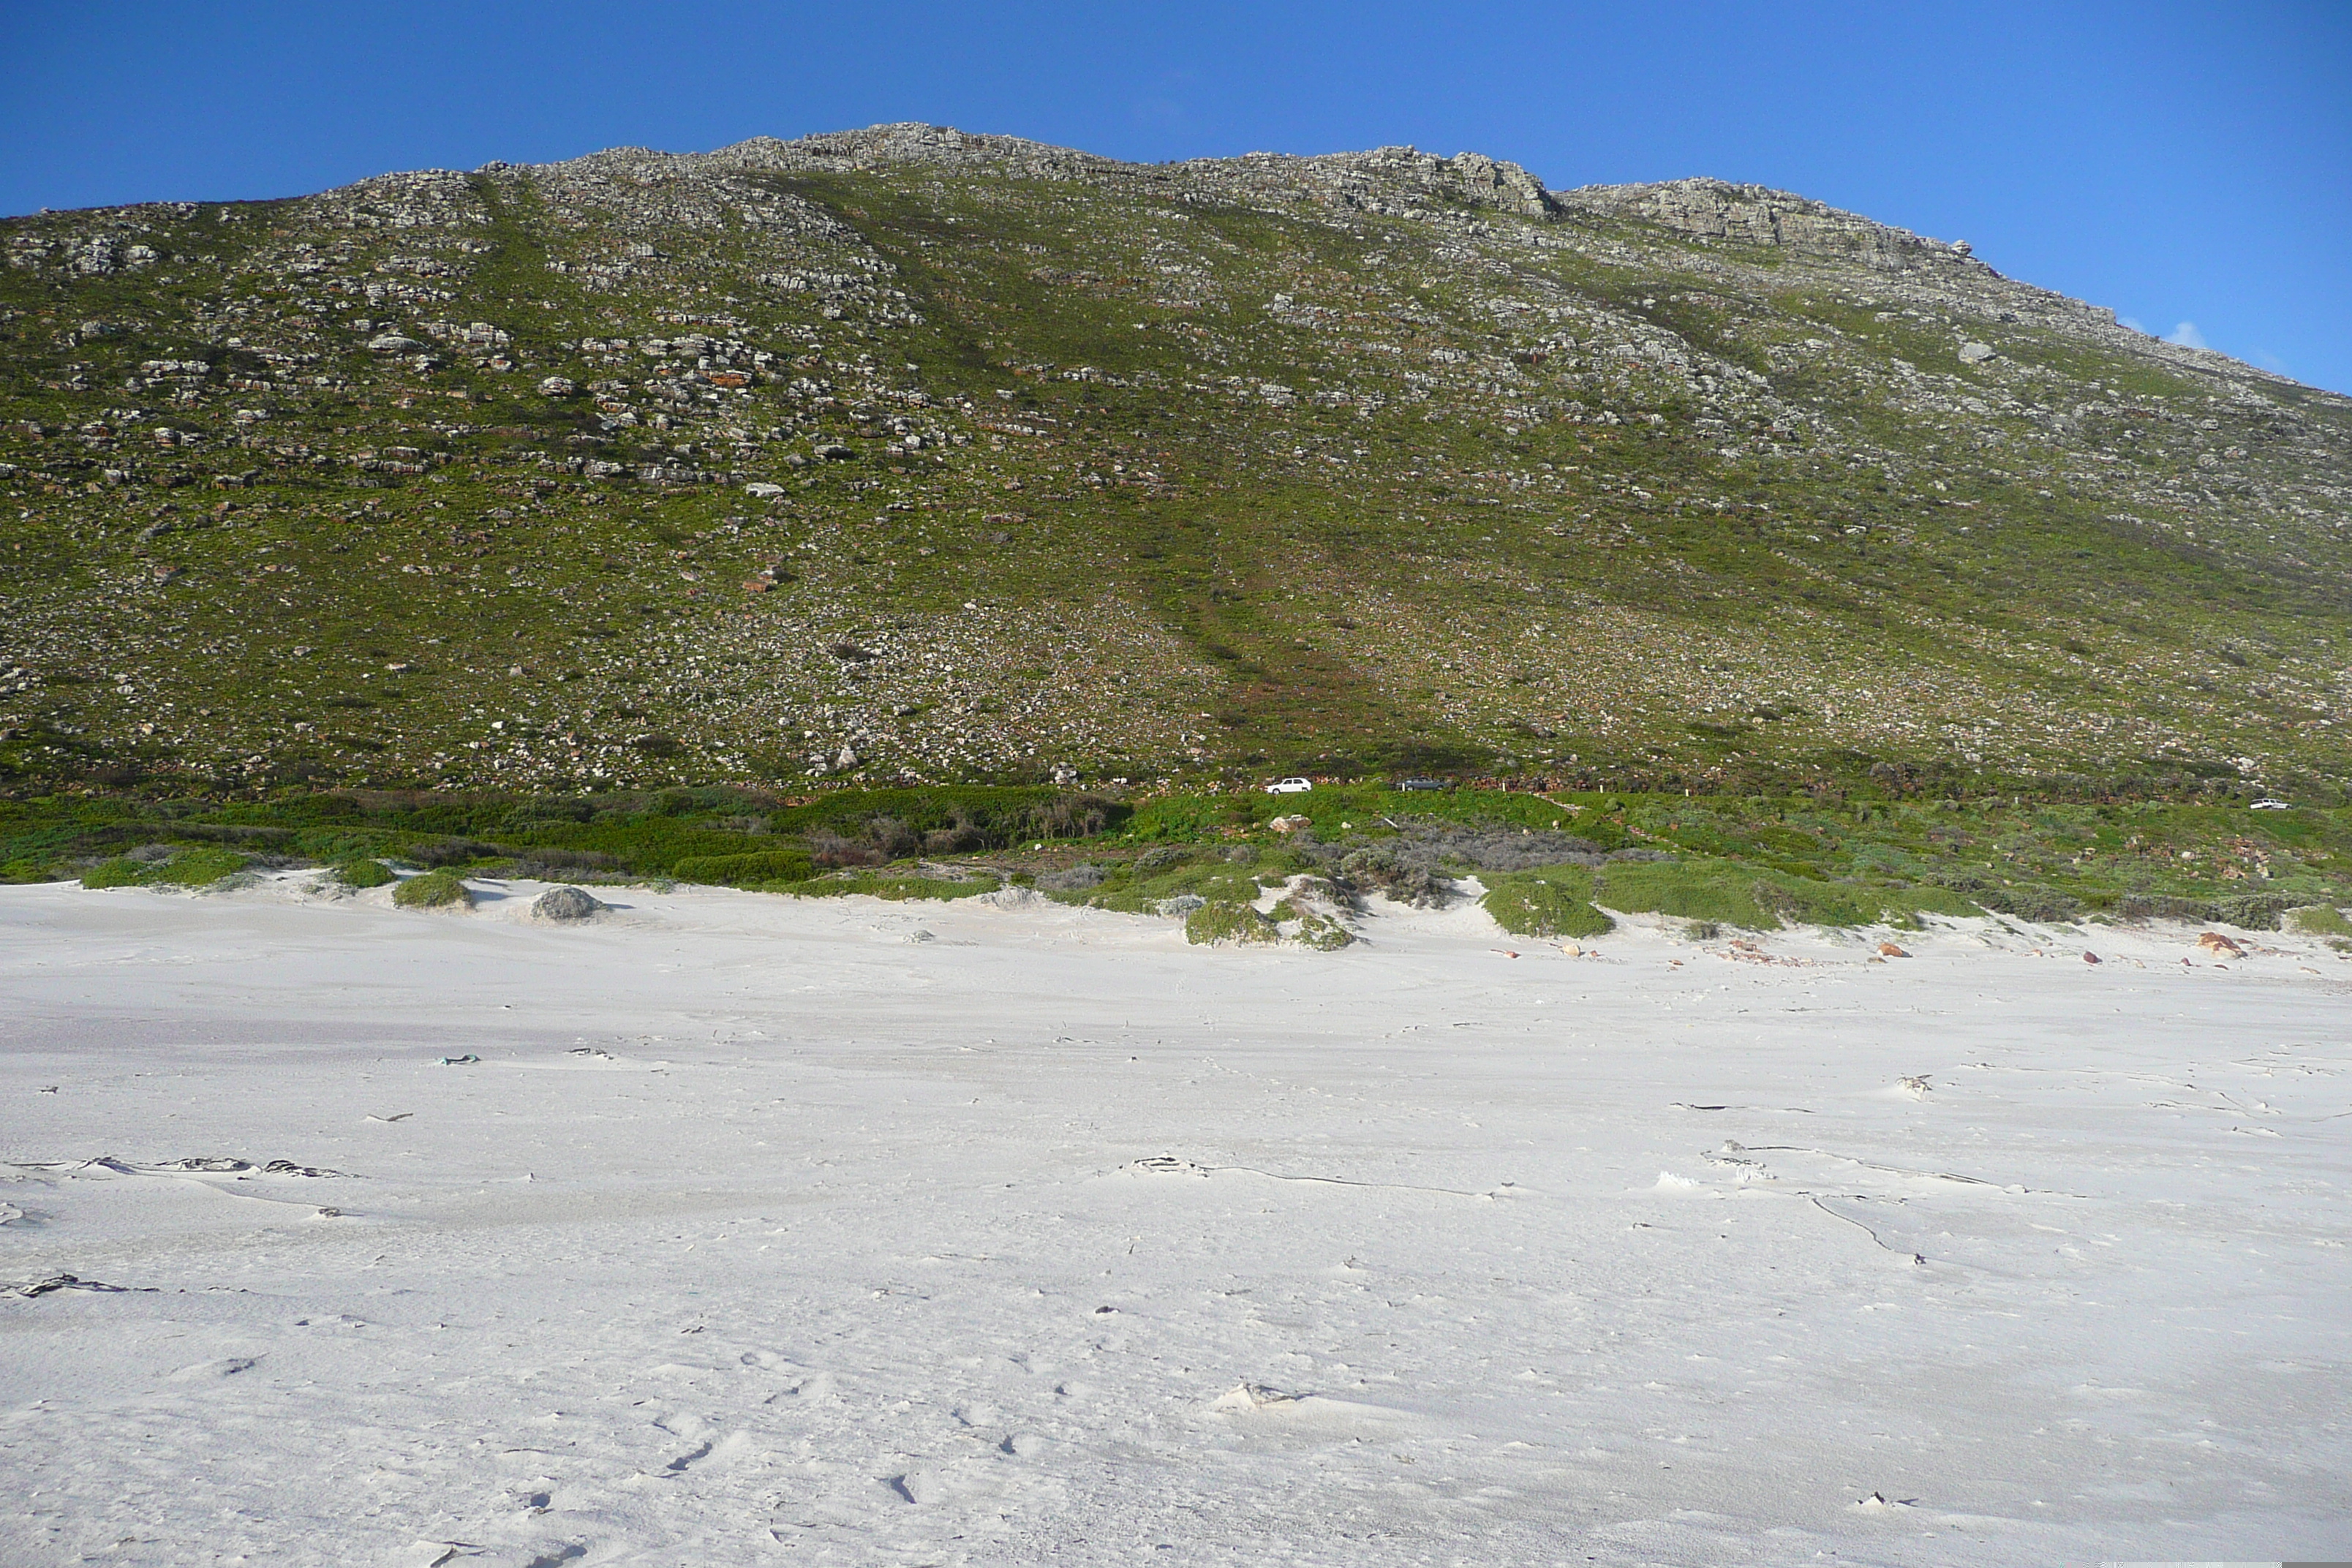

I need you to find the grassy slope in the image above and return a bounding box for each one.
[0,138,2346,803]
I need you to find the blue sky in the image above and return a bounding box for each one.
[7,1,2347,392]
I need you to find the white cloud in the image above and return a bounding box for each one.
[2119,316,2150,335]
[2166,320,2210,350]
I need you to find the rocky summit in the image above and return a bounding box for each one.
[2,122,2346,799]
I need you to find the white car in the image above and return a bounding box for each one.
[2249,799,2293,810]
[1264,777,1313,795]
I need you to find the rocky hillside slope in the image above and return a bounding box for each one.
[3,123,2346,799]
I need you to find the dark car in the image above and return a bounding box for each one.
[1392,777,1450,791]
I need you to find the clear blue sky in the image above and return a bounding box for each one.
[7,1,2347,392]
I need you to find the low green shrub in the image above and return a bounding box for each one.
[336,857,396,889]
[1590,859,1784,927]
[393,870,472,908]
[776,870,995,902]
[2284,904,2352,937]
[1340,842,1447,907]
[2117,893,2211,923]
[1079,856,1267,915]
[144,848,252,887]
[2208,892,2296,930]
[1576,857,1966,930]
[1480,867,1616,938]
[407,837,505,868]
[1185,900,1278,945]
[769,787,1124,848]
[80,848,248,889]
[294,830,391,864]
[1267,897,1357,949]
[671,849,816,886]
[80,856,147,889]
[1975,884,2085,923]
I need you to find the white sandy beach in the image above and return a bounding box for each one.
[3,873,2348,1567]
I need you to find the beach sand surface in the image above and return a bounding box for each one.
[2,873,2348,1566]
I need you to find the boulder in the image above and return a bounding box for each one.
[532,884,606,921]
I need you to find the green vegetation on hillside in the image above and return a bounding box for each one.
[0,129,2342,803]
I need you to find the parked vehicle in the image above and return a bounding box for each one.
[2249,799,2293,810]
[1264,777,1313,795]
[1392,777,1449,791]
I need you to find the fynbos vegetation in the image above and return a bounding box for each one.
[1,125,2345,802]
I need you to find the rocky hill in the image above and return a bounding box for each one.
[3,122,2347,799]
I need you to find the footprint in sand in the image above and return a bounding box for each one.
[168,1356,258,1381]
[1207,1382,1414,1439]
[887,1458,1003,1505]
[662,1441,714,1474]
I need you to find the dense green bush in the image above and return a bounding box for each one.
[1061,853,1267,914]
[1968,883,2085,924]
[79,856,148,889]
[776,870,997,901]
[1480,868,1616,938]
[1185,900,1278,945]
[80,848,248,889]
[769,787,1122,847]
[408,837,505,868]
[143,848,252,886]
[2284,903,2352,937]
[392,870,472,908]
[2207,892,2296,930]
[2115,893,2209,923]
[1588,859,1789,927]
[670,849,816,886]
[1575,858,1969,930]
[336,857,396,889]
